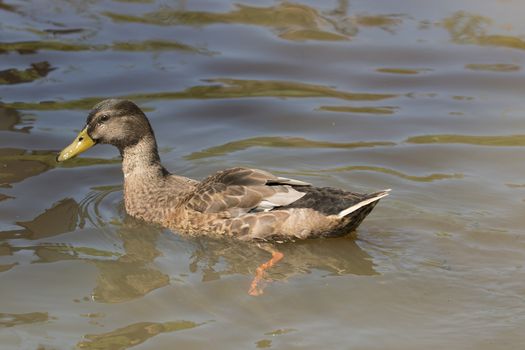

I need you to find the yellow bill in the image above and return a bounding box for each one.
[56,127,95,162]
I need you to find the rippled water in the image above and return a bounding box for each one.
[1,0,525,349]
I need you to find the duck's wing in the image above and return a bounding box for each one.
[185,167,311,217]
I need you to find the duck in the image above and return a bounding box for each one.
[56,99,389,242]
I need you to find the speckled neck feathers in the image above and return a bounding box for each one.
[121,134,166,179]
[121,134,172,224]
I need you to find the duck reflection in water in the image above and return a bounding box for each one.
[0,191,170,303]
[186,234,377,295]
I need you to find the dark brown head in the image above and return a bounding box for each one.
[86,99,154,148]
[57,99,155,161]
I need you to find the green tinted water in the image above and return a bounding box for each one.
[1,0,525,349]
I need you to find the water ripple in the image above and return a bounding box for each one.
[406,134,525,147]
[315,165,463,183]
[77,320,203,350]
[186,136,395,160]
[5,79,399,110]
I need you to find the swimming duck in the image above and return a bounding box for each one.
[57,99,389,242]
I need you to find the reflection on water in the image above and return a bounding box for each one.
[406,134,525,146]
[186,136,395,160]
[5,78,398,111]
[0,190,169,303]
[0,107,30,133]
[43,28,85,36]
[376,68,429,75]
[443,11,525,51]
[105,3,350,41]
[0,262,16,272]
[255,328,297,349]
[77,320,202,350]
[0,1,15,12]
[465,63,520,72]
[0,312,50,328]
[0,148,117,187]
[316,165,463,183]
[90,219,169,303]
[188,235,376,283]
[2,0,525,348]
[0,149,50,188]
[0,40,207,55]
[91,223,378,302]
[6,198,79,240]
[104,2,403,42]
[0,61,54,85]
[318,105,397,115]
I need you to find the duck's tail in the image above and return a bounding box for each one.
[337,189,391,218]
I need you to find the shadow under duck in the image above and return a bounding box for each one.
[57,99,389,241]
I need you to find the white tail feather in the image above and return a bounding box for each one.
[337,190,390,218]
[275,176,311,186]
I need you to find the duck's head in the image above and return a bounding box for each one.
[57,99,153,162]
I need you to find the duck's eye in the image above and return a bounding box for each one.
[99,114,110,123]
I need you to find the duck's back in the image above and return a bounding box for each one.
[166,167,388,241]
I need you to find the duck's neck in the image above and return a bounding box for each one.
[121,134,166,180]
[121,135,170,223]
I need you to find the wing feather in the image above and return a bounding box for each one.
[185,167,309,216]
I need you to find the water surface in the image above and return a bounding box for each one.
[1,0,525,349]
